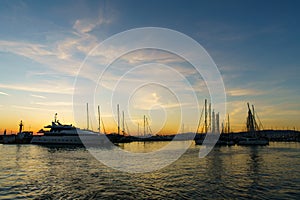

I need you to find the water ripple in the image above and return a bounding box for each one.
[0,143,299,199]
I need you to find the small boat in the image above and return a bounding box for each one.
[237,103,269,146]
[2,121,33,144]
[195,134,236,146]
[238,137,269,145]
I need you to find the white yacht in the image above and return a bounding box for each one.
[31,115,108,146]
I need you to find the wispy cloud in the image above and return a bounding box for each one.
[227,88,264,97]
[30,94,46,99]
[0,40,54,57]
[11,105,73,114]
[34,101,73,106]
[0,16,111,80]
[0,91,10,96]
[0,40,80,76]
[11,105,56,112]
[0,83,73,95]
[73,16,111,34]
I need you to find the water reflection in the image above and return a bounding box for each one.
[0,143,299,199]
[119,141,173,153]
[205,147,226,198]
[247,147,264,198]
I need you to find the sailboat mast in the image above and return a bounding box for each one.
[221,122,224,134]
[117,104,120,135]
[144,115,146,136]
[216,112,220,133]
[212,110,215,133]
[227,114,230,133]
[98,105,101,134]
[247,102,255,135]
[87,103,89,130]
[252,105,257,130]
[146,117,152,135]
[209,102,211,132]
[204,99,207,133]
[122,110,125,135]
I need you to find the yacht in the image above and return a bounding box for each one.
[31,115,108,146]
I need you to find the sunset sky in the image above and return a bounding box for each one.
[0,0,299,134]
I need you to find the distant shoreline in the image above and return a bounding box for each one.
[0,129,299,144]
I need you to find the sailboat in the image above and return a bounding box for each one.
[237,103,269,146]
[105,104,133,143]
[194,99,230,146]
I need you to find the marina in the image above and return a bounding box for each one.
[0,101,299,145]
[0,1,299,199]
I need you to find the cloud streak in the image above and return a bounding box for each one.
[227,88,264,97]
[34,101,73,106]
[0,83,73,95]
[0,91,10,96]
[30,94,46,99]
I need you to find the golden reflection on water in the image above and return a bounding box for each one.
[118,141,171,153]
[118,141,192,153]
[0,142,299,199]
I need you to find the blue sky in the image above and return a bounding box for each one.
[0,0,299,133]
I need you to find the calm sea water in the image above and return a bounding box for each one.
[0,142,299,199]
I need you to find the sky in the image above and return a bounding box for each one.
[0,0,299,134]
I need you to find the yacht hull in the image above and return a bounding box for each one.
[31,134,109,146]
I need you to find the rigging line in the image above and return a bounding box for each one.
[146,117,153,135]
[196,104,205,134]
[125,121,130,136]
[101,119,106,134]
[255,111,264,130]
